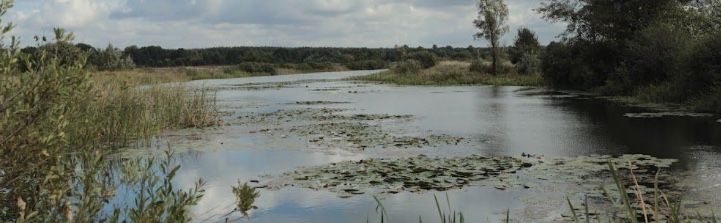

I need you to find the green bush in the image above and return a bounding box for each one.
[90,44,136,71]
[516,52,540,75]
[391,59,422,74]
[623,22,688,88]
[509,28,540,64]
[406,51,437,69]
[679,33,721,111]
[237,62,277,75]
[345,60,387,70]
[540,41,610,89]
[305,61,335,70]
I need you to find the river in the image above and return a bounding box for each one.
[139,70,721,222]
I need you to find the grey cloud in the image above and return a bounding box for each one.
[11,0,566,48]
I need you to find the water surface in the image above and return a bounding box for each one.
[152,70,721,222]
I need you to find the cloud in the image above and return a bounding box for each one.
[8,0,566,48]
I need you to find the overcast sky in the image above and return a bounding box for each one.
[9,0,566,49]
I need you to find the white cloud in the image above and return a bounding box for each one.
[7,0,566,48]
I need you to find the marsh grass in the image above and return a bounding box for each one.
[372,193,465,223]
[370,162,717,223]
[93,62,350,86]
[231,181,260,217]
[352,61,542,86]
[62,78,220,149]
[565,162,719,223]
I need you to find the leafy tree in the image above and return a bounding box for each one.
[538,0,683,43]
[473,0,509,75]
[92,44,135,70]
[509,28,540,64]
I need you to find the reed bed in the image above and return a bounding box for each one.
[371,163,718,223]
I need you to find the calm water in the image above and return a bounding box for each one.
[152,70,721,222]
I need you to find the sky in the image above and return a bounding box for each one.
[8,0,567,49]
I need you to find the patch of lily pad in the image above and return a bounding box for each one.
[264,154,678,199]
[267,154,525,197]
[290,122,463,149]
[235,108,462,149]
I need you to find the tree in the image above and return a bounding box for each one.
[509,28,541,75]
[473,0,509,76]
[538,0,682,43]
[92,44,135,70]
[509,28,540,64]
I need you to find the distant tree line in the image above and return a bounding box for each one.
[19,43,485,71]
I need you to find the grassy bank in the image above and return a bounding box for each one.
[351,61,542,86]
[95,62,350,85]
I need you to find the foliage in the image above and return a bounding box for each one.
[474,0,509,75]
[110,151,206,223]
[237,62,277,75]
[564,162,720,223]
[469,58,486,73]
[538,0,682,42]
[90,44,136,71]
[345,59,388,70]
[508,28,541,75]
[540,41,601,89]
[231,181,260,217]
[539,0,721,113]
[104,45,477,68]
[391,59,422,75]
[356,61,541,86]
[516,51,540,75]
[405,51,438,69]
[508,28,540,64]
[0,1,216,221]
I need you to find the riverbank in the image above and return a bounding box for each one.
[350,61,543,86]
[93,63,350,85]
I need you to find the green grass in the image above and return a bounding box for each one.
[351,61,542,86]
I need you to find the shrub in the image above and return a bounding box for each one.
[540,41,606,89]
[469,58,514,75]
[509,28,540,64]
[345,60,387,70]
[305,61,335,70]
[406,51,438,69]
[237,62,277,75]
[391,59,422,74]
[678,33,721,111]
[516,51,540,75]
[469,58,488,73]
[90,44,136,71]
[623,22,688,87]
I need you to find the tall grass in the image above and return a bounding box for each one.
[372,193,465,223]
[65,79,220,149]
[565,162,718,223]
[370,162,718,223]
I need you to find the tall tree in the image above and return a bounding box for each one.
[538,0,683,42]
[509,28,540,64]
[474,0,509,76]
